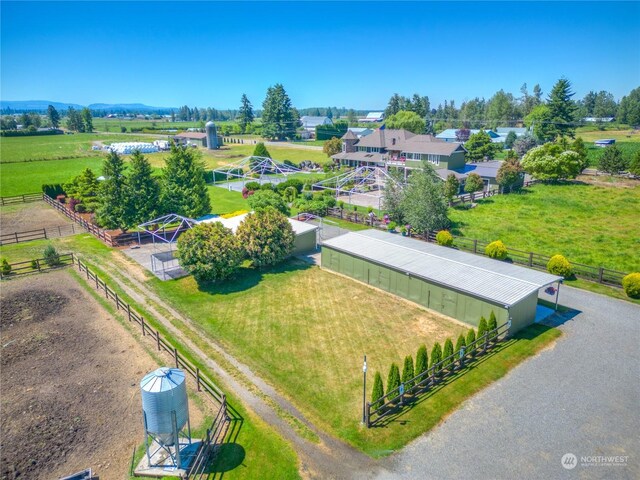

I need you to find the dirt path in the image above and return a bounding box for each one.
[85,251,385,479]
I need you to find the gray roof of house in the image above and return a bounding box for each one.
[322,229,561,306]
[496,127,527,135]
[395,135,466,155]
[436,168,468,181]
[355,128,415,148]
[463,160,503,178]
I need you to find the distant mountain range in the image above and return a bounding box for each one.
[0,100,175,113]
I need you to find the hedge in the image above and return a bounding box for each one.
[42,183,65,197]
[622,273,640,299]
[547,254,573,278]
[0,129,63,137]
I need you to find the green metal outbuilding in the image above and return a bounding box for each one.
[321,230,562,333]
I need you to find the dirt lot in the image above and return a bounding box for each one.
[0,270,204,480]
[0,202,73,235]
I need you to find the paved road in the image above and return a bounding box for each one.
[377,285,640,480]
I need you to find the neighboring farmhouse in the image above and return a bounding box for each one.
[332,128,504,190]
[358,111,385,123]
[300,115,332,138]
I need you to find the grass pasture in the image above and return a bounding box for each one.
[146,258,560,455]
[450,183,640,272]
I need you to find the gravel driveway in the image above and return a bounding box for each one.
[376,285,640,480]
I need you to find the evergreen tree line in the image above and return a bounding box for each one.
[384,82,640,134]
[63,143,210,231]
[371,312,499,409]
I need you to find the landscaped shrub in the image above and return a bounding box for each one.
[387,221,397,232]
[415,344,428,377]
[236,210,295,268]
[430,342,442,374]
[42,183,65,198]
[31,259,38,270]
[68,197,80,212]
[75,203,87,213]
[455,334,466,355]
[244,181,261,191]
[547,254,573,278]
[247,190,290,215]
[221,209,249,219]
[401,355,415,389]
[283,186,297,202]
[485,240,508,260]
[1,258,11,275]
[622,273,640,299]
[487,311,498,338]
[442,338,454,369]
[43,245,61,267]
[260,182,276,191]
[371,372,384,409]
[436,230,454,247]
[477,316,488,341]
[176,222,244,282]
[386,363,401,398]
[466,329,476,354]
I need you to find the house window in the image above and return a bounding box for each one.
[342,143,346,152]
[428,154,440,165]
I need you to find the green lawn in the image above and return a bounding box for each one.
[137,257,558,456]
[208,186,249,214]
[450,183,640,272]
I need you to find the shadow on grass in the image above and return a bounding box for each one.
[196,258,312,295]
[369,323,557,429]
[207,402,247,478]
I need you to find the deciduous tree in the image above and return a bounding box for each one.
[521,143,582,181]
[323,137,342,157]
[464,173,484,199]
[496,155,524,193]
[443,173,460,204]
[382,168,405,223]
[236,209,295,267]
[384,110,425,134]
[617,87,640,126]
[177,222,244,282]
[598,145,628,174]
[464,130,498,161]
[400,162,450,233]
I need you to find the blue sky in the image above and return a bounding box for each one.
[1,1,639,110]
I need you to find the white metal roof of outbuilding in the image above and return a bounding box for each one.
[198,213,318,236]
[322,229,562,307]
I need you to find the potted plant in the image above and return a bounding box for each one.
[388,221,397,233]
[400,225,407,236]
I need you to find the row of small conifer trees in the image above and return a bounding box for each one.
[371,312,498,409]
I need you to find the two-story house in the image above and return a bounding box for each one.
[332,128,466,171]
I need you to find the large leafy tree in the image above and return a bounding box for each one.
[261,84,298,140]
[247,189,289,215]
[464,173,485,200]
[177,222,244,282]
[521,143,582,181]
[486,89,516,128]
[126,150,160,225]
[237,93,254,133]
[513,133,537,157]
[47,105,60,128]
[400,162,450,234]
[384,110,425,133]
[547,78,578,138]
[382,168,405,223]
[161,143,211,218]
[81,107,93,133]
[64,168,100,212]
[97,151,129,230]
[443,173,460,204]
[617,87,640,126]
[464,130,498,161]
[323,137,342,158]
[496,154,524,193]
[524,104,556,143]
[236,209,295,267]
[598,145,628,174]
[460,97,486,129]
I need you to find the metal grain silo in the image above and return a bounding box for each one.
[205,121,219,150]
[140,367,191,468]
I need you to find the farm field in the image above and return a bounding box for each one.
[584,141,640,167]
[0,132,155,162]
[574,127,640,143]
[449,182,640,272]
